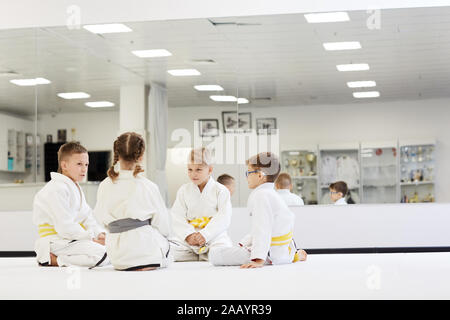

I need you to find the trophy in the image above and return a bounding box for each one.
[289,158,299,176]
[306,153,316,176]
[418,146,423,162]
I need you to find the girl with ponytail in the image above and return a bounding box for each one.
[94,132,172,271]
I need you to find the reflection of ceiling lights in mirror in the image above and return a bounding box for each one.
[85,101,115,108]
[323,41,361,51]
[353,91,380,98]
[304,12,350,23]
[57,92,91,99]
[210,95,237,102]
[336,63,370,71]
[83,23,132,34]
[167,69,201,76]
[237,98,249,104]
[347,81,376,88]
[209,96,249,103]
[10,78,51,86]
[131,49,172,58]
[194,85,224,91]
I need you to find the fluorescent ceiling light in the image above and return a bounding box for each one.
[10,77,51,86]
[347,81,376,88]
[132,49,172,58]
[237,98,249,104]
[304,12,349,23]
[167,69,201,76]
[210,95,237,102]
[323,41,361,51]
[336,63,370,71]
[83,23,132,34]
[353,91,380,98]
[57,92,90,99]
[85,101,115,108]
[194,85,224,91]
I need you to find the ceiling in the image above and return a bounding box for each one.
[1,6,450,116]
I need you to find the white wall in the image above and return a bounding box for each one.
[166,97,450,204]
[36,111,120,182]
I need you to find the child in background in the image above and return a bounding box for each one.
[170,147,233,261]
[33,142,108,268]
[209,152,307,268]
[217,174,236,197]
[275,173,305,206]
[94,132,171,271]
[329,181,348,205]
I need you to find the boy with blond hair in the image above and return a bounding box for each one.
[170,147,233,261]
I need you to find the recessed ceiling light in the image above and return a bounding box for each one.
[323,41,361,51]
[194,85,224,91]
[83,23,132,34]
[85,101,115,108]
[353,91,380,98]
[237,98,249,104]
[168,69,201,76]
[336,63,370,71]
[57,92,90,99]
[132,49,172,58]
[304,12,350,23]
[347,81,376,88]
[10,78,51,86]
[210,95,237,102]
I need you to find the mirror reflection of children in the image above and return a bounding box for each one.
[33,142,108,268]
[170,148,233,261]
[210,152,307,268]
[275,173,304,206]
[329,181,348,205]
[217,174,235,197]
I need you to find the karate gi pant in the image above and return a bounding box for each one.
[47,238,109,268]
[170,233,232,262]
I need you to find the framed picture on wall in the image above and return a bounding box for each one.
[198,119,219,137]
[256,117,277,135]
[222,111,252,133]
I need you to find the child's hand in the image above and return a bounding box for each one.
[93,233,106,245]
[194,233,206,246]
[240,259,265,269]
[185,233,198,246]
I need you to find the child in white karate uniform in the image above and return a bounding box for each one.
[217,174,236,197]
[209,152,307,268]
[33,142,108,268]
[94,132,171,271]
[275,173,305,206]
[170,147,233,261]
[330,181,348,205]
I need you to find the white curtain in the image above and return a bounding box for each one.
[147,82,169,205]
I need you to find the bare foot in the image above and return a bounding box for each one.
[50,253,59,266]
[299,249,307,261]
[135,267,157,271]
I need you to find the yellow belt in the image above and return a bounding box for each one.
[188,216,211,229]
[38,222,86,238]
[270,231,300,262]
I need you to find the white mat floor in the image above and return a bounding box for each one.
[1,252,450,299]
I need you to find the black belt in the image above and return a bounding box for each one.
[107,218,152,233]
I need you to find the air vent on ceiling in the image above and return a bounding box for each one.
[190,59,216,65]
[253,97,272,101]
[208,19,261,27]
[0,71,19,77]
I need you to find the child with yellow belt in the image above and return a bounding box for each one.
[33,142,108,268]
[169,147,233,261]
[209,152,307,268]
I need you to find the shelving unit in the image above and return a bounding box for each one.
[399,139,436,203]
[361,141,398,204]
[318,143,361,204]
[281,148,319,205]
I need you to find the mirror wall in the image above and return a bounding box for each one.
[0,6,449,210]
